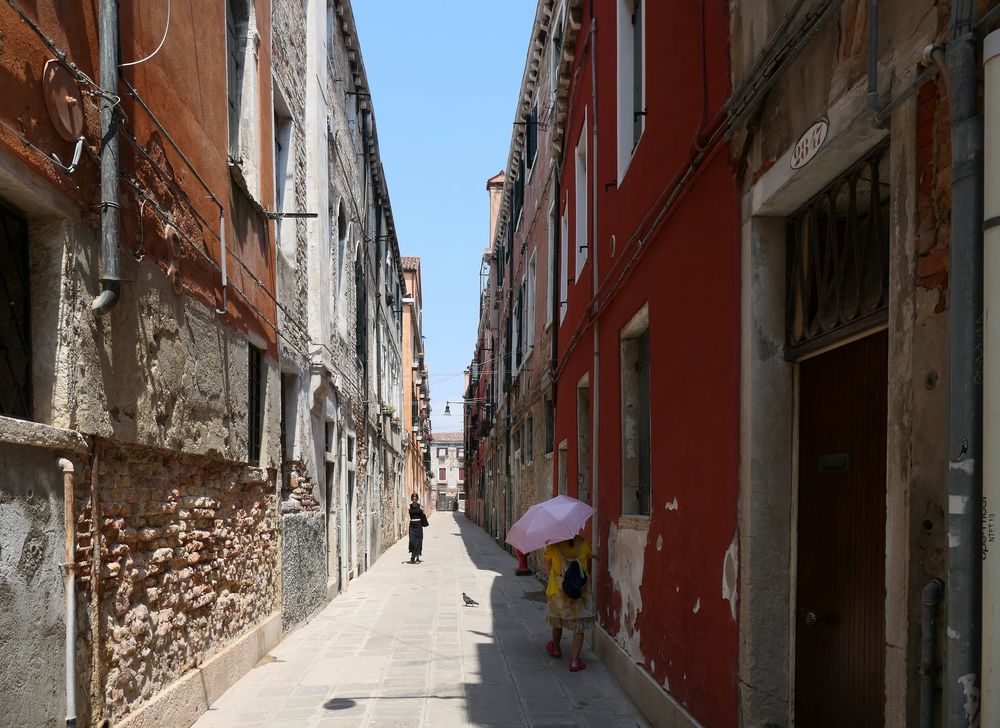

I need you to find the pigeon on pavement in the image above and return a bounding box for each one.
[462,593,479,607]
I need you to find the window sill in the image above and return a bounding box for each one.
[617,514,650,530]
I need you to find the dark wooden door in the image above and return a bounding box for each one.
[795,330,887,727]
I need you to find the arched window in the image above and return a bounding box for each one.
[337,200,347,289]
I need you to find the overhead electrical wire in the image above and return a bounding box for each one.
[119,0,171,68]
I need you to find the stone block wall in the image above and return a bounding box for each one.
[79,441,278,723]
[280,512,326,630]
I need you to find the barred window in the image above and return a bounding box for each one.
[786,144,890,358]
[248,345,264,463]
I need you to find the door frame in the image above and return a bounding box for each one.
[737,83,926,728]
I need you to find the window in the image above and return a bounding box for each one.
[438,447,448,459]
[577,377,591,504]
[526,104,538,169]
[559,208,568,322]
[273,84,294,262]
[513,282,524,372]
[0,201,31,419]
[621,306,650,515]
[248,344,265,464]
[226,0,248,158]
[557,441,568,496]
[347,91,358,148]
[550,7,564,99]
[226,0,258,179]
[545,399,555,454]
[617,0,645,177]
[355,255,366,359]
[335,200,347,331]
[574,118,589,278]
[459,468,466,482]
[512,156,525,229]
[439,467,447,482]
[525,414,534,463]
[526,252,536,350]
[280,373,298,460]
[547,201,557,325]
[786,144,890,357]
[457,448,465,461]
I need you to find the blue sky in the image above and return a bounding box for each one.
[353,1,536,434]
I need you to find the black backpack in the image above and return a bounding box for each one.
[562,557,587,599]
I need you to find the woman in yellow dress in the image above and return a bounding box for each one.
[543,533,594,672]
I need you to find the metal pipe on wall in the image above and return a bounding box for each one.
[944,1,984,723]
[57,457,76,728]
[981,26,1000,727]
[92,0,121,316]
[921,579,945,728]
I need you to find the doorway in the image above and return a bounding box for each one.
[794,330,887,727]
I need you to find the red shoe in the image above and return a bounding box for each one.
[569,660,587,672]
[546,640,562,658]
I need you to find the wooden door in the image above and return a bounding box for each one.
[795,330,887,727]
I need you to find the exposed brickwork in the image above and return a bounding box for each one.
[915,77,952,312]
[78,441,278,722]
[281,460,319,512]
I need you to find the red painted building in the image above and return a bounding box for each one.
[550,2,739,725]
[468,1,740,724]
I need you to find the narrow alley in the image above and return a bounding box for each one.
[193,512,648,728]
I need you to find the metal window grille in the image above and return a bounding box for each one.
[0,201,31,419]
[248,344,264,463]
[785,143,890,359]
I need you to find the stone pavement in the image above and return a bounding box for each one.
[192,511,650,728]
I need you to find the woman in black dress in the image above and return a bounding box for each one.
[408,493,426,563]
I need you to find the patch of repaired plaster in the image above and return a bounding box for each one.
[656,534,663,551]
[957,673,980,726]
[950,495,970,513]
[722,531,738,622]
[608,520,647,661]
[665,497,679,511]
[693,598,701,614]
[950,458,975,475]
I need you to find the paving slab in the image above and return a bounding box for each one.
[192,512,649,728]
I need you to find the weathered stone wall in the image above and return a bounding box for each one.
[80,440,278,723]
[279,512,326,630]
[0,445,71,728]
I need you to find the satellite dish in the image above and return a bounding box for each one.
[42,59,84,142]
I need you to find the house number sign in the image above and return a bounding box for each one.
[790,118,829,170]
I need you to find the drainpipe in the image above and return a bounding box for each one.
[58,457,76,728]
[92,0,122,316]
[588,16,600,559]
[981,26,1000,728]
[943,2,984,725]
[921,579,945,728]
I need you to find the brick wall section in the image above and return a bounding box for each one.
[78,441,278,721]
[915,77,952,312]
[281,460,319,512]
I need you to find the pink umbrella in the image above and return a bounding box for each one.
[505,495,595,553]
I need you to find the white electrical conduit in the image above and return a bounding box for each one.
[57,457,76,728]
[119,0,171,68]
